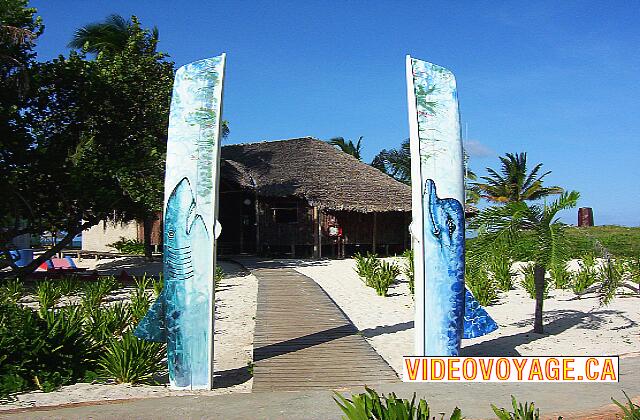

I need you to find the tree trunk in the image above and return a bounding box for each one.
[533,264,546,334]
[143,214,154,261]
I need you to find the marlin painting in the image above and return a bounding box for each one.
[134,54,226,389]
[407,56,497,356]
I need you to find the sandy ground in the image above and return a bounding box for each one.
[1,259,258,410]
[292,258,640,375]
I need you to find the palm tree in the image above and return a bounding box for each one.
[371,138,411,184]
[470,190,580,333]
[472,152,563,203]
[328,136,363,160]
[68,14,158,54]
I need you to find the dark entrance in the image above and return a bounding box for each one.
[218,187,256,255]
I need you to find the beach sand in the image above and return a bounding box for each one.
[293,258,640,375]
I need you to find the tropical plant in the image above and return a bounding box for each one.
[152,275,163,298]
[466,264,499,306]
[489,247,514,291]
[370,261,400,297]
[68,14,158,55]
[470,190,579,333]
[328,136,363,160]
[35,280,62,314]
[334,387,462,420]
[97,332,164,384]
[371,139,411,184]
[612,391,640,420]
[354,252,380,284]
[598,258,627,306]
[83,302,132,346]
[215,265,224,287]
[548,260,571,289]
[81,276,118,311]
[130,277,151,324]
[107,237,145,255]
[571,254,599,295]
[57,275,82,296]
[492,396,540,420]
[402,249,415,295]
[520,264,550,300]
[0,278,24,303]
[472,152,563,203]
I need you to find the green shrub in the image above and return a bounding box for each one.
[466,264,499,306]
[97,332,165,384]
[107,237,145,255]
[36,280,62,314]
[130,279,151,324]
[354,252,380,286]
[152,275,164,298]
[84,303,132,346]
[0,278,24,304]
[370,261,400,297]
[334,387,462,420]
[0,303,99,397]
[520,265,550,300]
[624,256,640,286]
[571,254,599,295]
[549,261,571,290]
[215,265,224,287]
[58,276,82,296]
[492,396,540,420]
[81,276,118,312]
[598,258,626,306]
[612,391,640,420]
[490,250,514,291]
[402,249,415,295]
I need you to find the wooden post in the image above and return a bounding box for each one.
[255,194,260,255]
[313,207,319,258]
[318,209,322,259]
[372,212,377,254]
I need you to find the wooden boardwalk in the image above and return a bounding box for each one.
[248,264,398,392]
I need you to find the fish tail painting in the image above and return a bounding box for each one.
[406,56,497,356]
[134,54,226,390]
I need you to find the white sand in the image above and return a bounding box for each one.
[1,260,258,410]
[292,258,640,375]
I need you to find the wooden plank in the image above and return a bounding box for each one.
[245,262,398,391]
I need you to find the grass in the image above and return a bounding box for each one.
[468,226,640,259]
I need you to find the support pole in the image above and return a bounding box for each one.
[372,212,377,254]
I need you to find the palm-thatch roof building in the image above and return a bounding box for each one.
[82,137,412,257]
[218,137,411,257]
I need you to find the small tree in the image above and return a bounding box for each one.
[470,191,579,333]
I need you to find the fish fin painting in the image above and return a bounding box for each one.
[134,54,226,390]
[406,55,497,356]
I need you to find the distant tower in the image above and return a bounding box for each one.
[578,207,594,227]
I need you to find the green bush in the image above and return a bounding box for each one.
[354,252,380,286]
[571,254,599,295]
[612,391,640,420]
[0,278,24,304]
[520,265,551,300]
[549,261,571,290]
[334,387,462,420]
[466,264,499,306]
[130,278,151,324]
[84,303,132,346]
[36,280,62,314]
[81,276,118,312]
[492,395,540,420]
[402,249,414,295]
[370,261,400,297]
[215,265,224,287]
[58,276,82,296]
[598,259,627,306]
[489,249,514,291]
[97,332,165,384]
[107,237,145,255]
[0,303,99,397]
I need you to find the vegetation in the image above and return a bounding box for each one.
[334,387,462,420]
[466,263,499,306]
[0,275,165,398]
[489,245,514,291]
[472,152,563,203]
[470,190,579,333]
[492,396,541,420]
[520,264,550,300]
[612,391,640,420]
[371,138,411,185]
[570,253,599,295]
[353,253,400,297]
[108,237,146,255]
[215,265,224,287]
[402,249,414,295]
[328,136,363,160]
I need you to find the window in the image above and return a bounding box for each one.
[273,208,297,224]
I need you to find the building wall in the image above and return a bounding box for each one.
[82,220,139,252]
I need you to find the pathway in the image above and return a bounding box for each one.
[248,262,398,391]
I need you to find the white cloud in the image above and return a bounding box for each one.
[463,139,493,157]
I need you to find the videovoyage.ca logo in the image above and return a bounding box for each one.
[402,356,619,382]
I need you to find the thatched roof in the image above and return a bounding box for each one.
[221,137,411,213]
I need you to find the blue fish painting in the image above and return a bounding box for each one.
[407,56,498,356]
[134,54,226,390]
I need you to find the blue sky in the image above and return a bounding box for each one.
[31,1,639,226]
